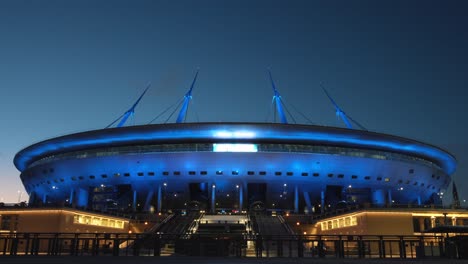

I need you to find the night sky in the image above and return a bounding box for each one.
[0,0,467,203]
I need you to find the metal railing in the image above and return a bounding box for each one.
[0,232,451,258]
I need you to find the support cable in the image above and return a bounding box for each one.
[147,98,184,124]
[280,99,297,124]
[281,98,316,125]
[164,99,184,123]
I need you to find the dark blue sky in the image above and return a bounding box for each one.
[0,0,467,203]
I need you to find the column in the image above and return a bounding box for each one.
[294,185,299,214]
[372,189,385,207]
[77,188,89,208]
[132,190,137,211]
[239,184,243,212]
[157,184,162,213]
[303,191,312,214]
[144,191,154,212]
[69,189,75,207]
[28,191,36,205]
[211,184,216,214]
[417,196,421,206]
[320,190,325,214]
[387,190,392,206]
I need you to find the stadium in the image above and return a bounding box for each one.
[13,72,457,215]
[3,73,465,259]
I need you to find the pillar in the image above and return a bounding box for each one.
[320,190,325,214]
[132,190,137,211]
[69,189,75,207]
[294,185,299,214]
[77,188,89,208]
[417,196,421,206]
[239,184,243,212]
[387,190,392,206]
[28,191,36,205]
[157,184,162,213]
[372,189,385,207]
[303,191,312,214]
[211,184,216,214]
[144,191,154,211]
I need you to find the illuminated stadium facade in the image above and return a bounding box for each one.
[13,72,457,215]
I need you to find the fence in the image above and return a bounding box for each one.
[0,232,451,258]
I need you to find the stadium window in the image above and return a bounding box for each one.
[414,182,418,185]
[384,178,390,182]
[313,173,320,177]
[114,173,120,177]
[53,179,58,183]
[409,169,414,174]
[398,180,403,184]
[232,171,239,175]
[301,172,308,177]
[89,175,95,179]
[200,171,207,175]
[60,178,64,182]
[275,172,282,176]
[405,180,410,184]
[420,183,425,187]
[124,173,130,177]
[137,172,144,176]
[173,171,181,176]
[71,176,77,181]
[148,172,155,176]
[163,171,169,176]
[328,173,333,178]
[101,174,108,178]
[364,176,371,180]
[259,171,266,176]
[376,177,382,181]
[351,175,358,179]
[247,171,255,175]
[216,171,223,175]
[337,174,344,179]
[436,176,440,180]
[78,176,84,180]
[286,172,293,176]
[189,171,196,175]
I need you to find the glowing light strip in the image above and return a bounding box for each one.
[14,123,456,174]
[213,143,258,152]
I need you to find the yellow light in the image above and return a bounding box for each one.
[144,222,148,225]
[296,222,300,226]
[303,232,307,235]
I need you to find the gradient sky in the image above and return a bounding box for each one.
[0,0,467,203]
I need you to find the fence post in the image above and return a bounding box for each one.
[152,234,160,256]
[298,235,303,258]
[358,236,364,258]
[113,235,120,256]
[399,236,405,258]
[379,236,385,258]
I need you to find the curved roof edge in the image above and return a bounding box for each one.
[14,123,457,175]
